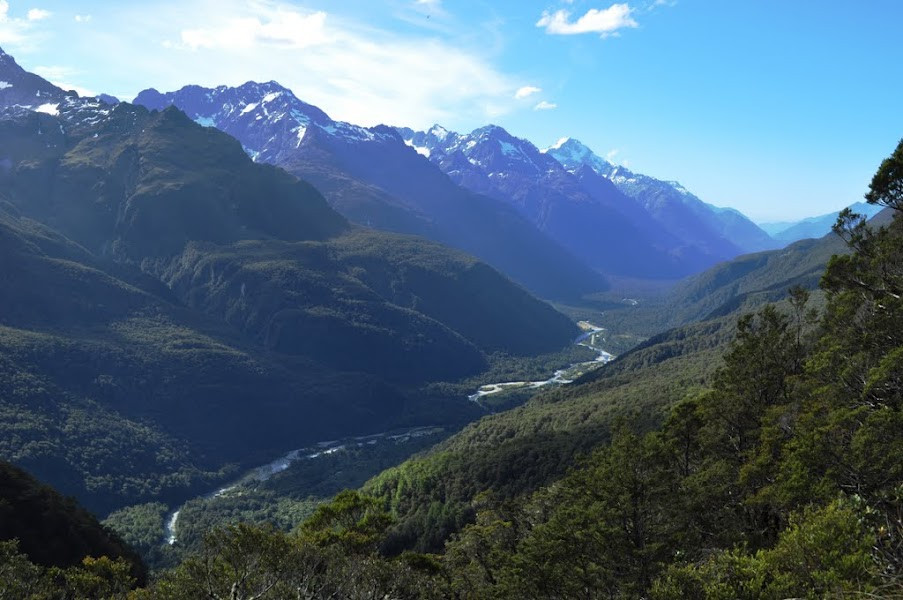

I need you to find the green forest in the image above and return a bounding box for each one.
[3,136,902,597]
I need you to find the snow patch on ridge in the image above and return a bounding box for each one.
[498,139,527,160]
[403,138,430,157]
[428,124,449,140]
[294,125,307,147]
[547,137,571,151]
[35,103,59,116]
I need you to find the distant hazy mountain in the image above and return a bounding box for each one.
[396,124,722,279]
[759,201,884,243]
[545,137,780,255]
[134,83,608,300]
[655,207,893,328]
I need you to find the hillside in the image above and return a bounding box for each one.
[134,83,609,301]
[47,144,901,600]
[0,49,581,518]
[0,460,145,581]
[364,313,737,552]
[360,209,895,553]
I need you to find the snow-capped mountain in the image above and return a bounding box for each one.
[0,47,127,142]
[0,47,120,121]
[398,124,761,277]
[399,124,691,277]
[134,83,396,165]
[134,76,776,283]
[134,83,608,300]
[0,47,71,110]
[546,138,779,254]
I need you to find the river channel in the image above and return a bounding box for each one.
[165,322,613,545]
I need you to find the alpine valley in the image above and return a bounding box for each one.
[1,39,902,600]
[134,81,778,283]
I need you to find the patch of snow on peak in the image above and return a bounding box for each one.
[498,139,524,159]
[35,103,59,116]
[403,138,430,157]
[667,181,690,196]
[0,81,11,90]
[294,125,307,147]
[428,124,449,140]
[240,102,258,114]
[261,92,281,103]
[546,138,591,165]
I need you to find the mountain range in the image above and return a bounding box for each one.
[135,81,779,286]
[399,127,779,271]
[133,83,607,300]
[0,47,579,514]
[544,137,779,253]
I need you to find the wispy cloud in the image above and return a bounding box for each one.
[147,1,518,127]
[537,4,638,37]
[515,85,541,99]
[26,8,50,21]
[74,14,92,23]
[534,100,557,110]
[605,148,630,167]
[0,0,35,46]
[33,64,96,96]
[175,9,331,50]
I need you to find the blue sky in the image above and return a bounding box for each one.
[0,0,900,221]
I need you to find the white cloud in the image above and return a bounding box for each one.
[144,1,517,127]
[605,148,630,167]
[26,8,50,21]
[178,10,330,50]
[514,85,541,99]
[74,14,91,23]
[0,0,38,47]
[537,4,638,37]
[534,100,557,110]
